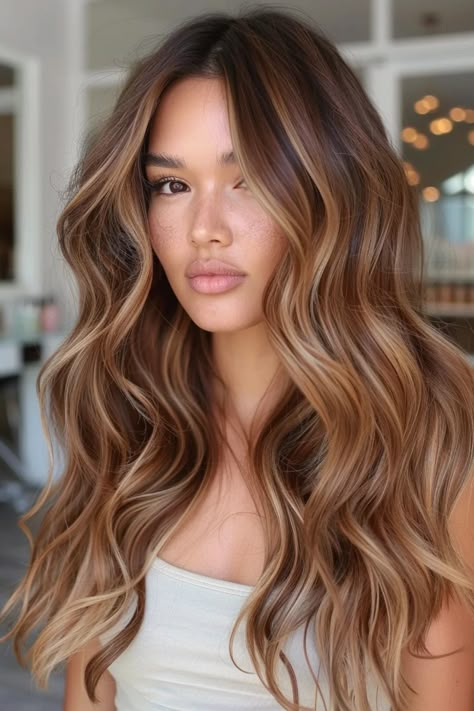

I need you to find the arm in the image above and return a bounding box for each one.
[400,473,474,710]
[63,636,116,711]
[400,595,474,710]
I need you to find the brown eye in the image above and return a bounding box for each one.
[147,177,188,196]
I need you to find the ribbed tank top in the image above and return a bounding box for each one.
[98,556,390,710]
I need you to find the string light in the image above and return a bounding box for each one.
[413,133,429,149]
[422,186,440,202]
[401,126,418,142]
[449,107,466,122]
[403,93,474,195]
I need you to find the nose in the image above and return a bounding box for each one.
[189,192,232,247]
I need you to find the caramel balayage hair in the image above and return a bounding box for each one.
[1,7,474,711]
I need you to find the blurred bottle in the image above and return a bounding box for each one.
[39,294,60,333]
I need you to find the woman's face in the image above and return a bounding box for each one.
[144,76,287,333]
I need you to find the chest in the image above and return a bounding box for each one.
[158,457,266,587]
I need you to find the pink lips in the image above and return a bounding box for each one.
[186,258,247,294]
[188,274,246,294]
[186,258,246,278]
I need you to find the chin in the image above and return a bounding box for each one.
[185,309,263,334]
[189,318,248,333]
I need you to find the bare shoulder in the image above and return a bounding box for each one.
[63,636,116,711]
[400,468,474,710]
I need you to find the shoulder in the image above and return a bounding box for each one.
[64,637,116,711]
[449,466,474,573]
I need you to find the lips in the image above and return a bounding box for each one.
[186,258,246,278]
[188,273,247,294]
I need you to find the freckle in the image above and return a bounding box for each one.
[250,216,285,246]
[150,219,175,244]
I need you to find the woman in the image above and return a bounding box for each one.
[1,7,474,711]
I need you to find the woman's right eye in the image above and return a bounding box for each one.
[146,177,188,196]
[145,176,248,196]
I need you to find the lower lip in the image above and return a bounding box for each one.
[188,274,246,294]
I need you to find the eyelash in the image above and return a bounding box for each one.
[145,176,247,196]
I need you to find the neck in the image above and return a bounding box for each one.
[210,322,288,437]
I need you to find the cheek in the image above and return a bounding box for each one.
[250,219,287,273]
[148,210,177,259]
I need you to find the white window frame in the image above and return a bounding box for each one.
[0,49,41,300]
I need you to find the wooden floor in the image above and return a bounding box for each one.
[0,467,64,710]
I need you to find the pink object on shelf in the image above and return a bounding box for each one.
[40,297,60,333]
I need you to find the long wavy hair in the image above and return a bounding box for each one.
[1,7,473,711]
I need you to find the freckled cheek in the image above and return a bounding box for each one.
[249,222,288,273]
[147,212,179,259]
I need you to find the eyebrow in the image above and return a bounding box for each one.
[143,150,237,169]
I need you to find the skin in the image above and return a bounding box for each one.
[145,76,289,433]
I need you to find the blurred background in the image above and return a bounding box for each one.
[0,0,473,708]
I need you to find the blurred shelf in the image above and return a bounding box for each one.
[0,330,67,377]
[425,303,474,317]
[426,271,474,282]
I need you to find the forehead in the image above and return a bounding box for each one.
[147,76,231,151]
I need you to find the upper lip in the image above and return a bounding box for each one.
[186,259,247,277]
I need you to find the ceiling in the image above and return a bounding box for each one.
[86,0,474,41]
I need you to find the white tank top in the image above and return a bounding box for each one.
[99,556,390,710]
